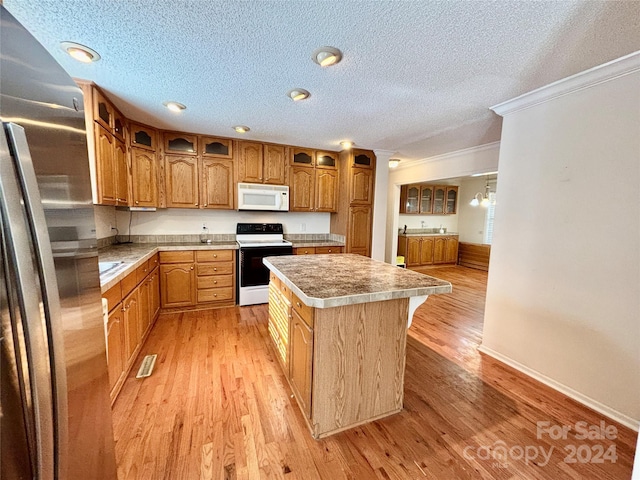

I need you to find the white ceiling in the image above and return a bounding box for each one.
[5,1,640,160]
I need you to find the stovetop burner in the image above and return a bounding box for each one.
[236,223,292,248]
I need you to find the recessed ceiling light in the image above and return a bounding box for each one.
[60,41,101,63]
[312,46,343,67]
[389,159,401,168]
[163,101,186,113]
[340,141,353,149]
[287,89,310,101]
[233,125,250,133]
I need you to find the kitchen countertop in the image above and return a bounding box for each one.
[398,232,459,237]
[98,242,238,292]
[264,254,452,308]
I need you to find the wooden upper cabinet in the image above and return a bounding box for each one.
[237,141,263,183]
[446,187,458,214]
[351,149,375,169]
[201,158,233,209]
[129,122,157,151]
[93,89,114,131]
[290,166,314,211]
[350,167,373,205]
[420,185,434,214]
[315,151,337,170]
[130,147,157,207]
[263,144,287,185]
[400,185,420,214]
[164,132,198,155]
[114,139,129,206]
[201,136,233,159]
[315,169,338,212]
[113,110,126,142]
[95,124,117,205]
[165,155,199,208]
[291,148,315,167]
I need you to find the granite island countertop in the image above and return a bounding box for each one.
[264,254,452,308]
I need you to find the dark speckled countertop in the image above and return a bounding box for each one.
[264,254,452,308]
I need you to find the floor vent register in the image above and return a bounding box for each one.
[136,354,157,379]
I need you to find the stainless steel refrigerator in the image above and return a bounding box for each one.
[0,6,118,479]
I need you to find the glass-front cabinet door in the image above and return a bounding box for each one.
[433,187,445,214]
[420,186,433,214]
[201,136,233,159]
[129,122,157,151]
[446,187,458,214]
[404,185,420,214]
[164,132,197,155]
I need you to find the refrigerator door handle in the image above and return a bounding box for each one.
[2,122,69,479]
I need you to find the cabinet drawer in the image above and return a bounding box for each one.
[136,261,150,284]
[196,250,233,263]
[197,287,234,303]
[103,283,122,312]
[279,281,292,303]
[159,251,194,264]
[197,262,234,276]
[296,247,316,255]
[197,275,233,289]
[120,270,138,298]
[148,253,159,270]
[315,246,343,254]
[292,292,313,328]
[269,272,281,289]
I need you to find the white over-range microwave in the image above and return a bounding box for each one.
[237,183,289,211]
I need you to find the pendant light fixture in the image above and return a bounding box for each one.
[470,183,493,207]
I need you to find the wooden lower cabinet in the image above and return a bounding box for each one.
[268,280,407,438]
[398,235,458,266]
[159,249,236,310]
[289,309,313,419]
[103,262,162,403]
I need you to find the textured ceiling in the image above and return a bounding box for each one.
[5,1,640,160]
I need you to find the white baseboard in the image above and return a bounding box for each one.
[478,344,639,432]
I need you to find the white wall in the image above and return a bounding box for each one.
[113,208,330,236]
[457,176,497,244]
[482,60,640,427]
[398,214,458,233]
[385,143,500,262]
[93,205,117,239]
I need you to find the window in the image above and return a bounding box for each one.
[483,192,497,244]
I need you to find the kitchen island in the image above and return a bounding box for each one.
[263,254,452,438]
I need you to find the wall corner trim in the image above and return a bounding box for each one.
[392,141,500,172]
[477,344,640,432]
[490,50,640,117]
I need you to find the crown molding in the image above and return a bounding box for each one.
[395,141,500,170]
[491,50,640,117]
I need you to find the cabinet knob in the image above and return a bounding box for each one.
[195,203,199,206]
[190,266,194,270]
[214,294,217,297]
[213,254,217,258]
[328,249,332,253]
[213,267,217,271]
[203,203,208,207]
[135,201,139,204]
[213,280,217,284]
[296,302,301,308]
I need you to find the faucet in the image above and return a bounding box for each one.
[420,220,426,229]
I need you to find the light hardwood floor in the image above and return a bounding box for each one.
[112,265,637,479]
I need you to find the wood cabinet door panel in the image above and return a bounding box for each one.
[420,186,434,214]
[348,206,372,256]
[238,141,263,183]
[291,148,315,167]
[195,250,233,263]
[420,237,434,265]
[263,144,286,185]
[201,158,233,209]
[95,124,116,205]
[290,166,314,211]
[445,237,459,263]
[446,187,458,214]
[107,309,125,390]
[406,237,421,266]
[196,263,233,276]
[350,168,373,205]
[93,89,114,131]
[165,155,199,208]
[314,246,342,254]
[160,263,196,307]
[123,289,140,364]
[149,269,160,321]
[433,237,447,264]
[138,281,150,340]
[201,136,233,159]
[164,132,197,155]
[114,139,130,206]
[315,169,338,212]
[129,122,157,151]
[289,310,313,419]
[131,147,157,207]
